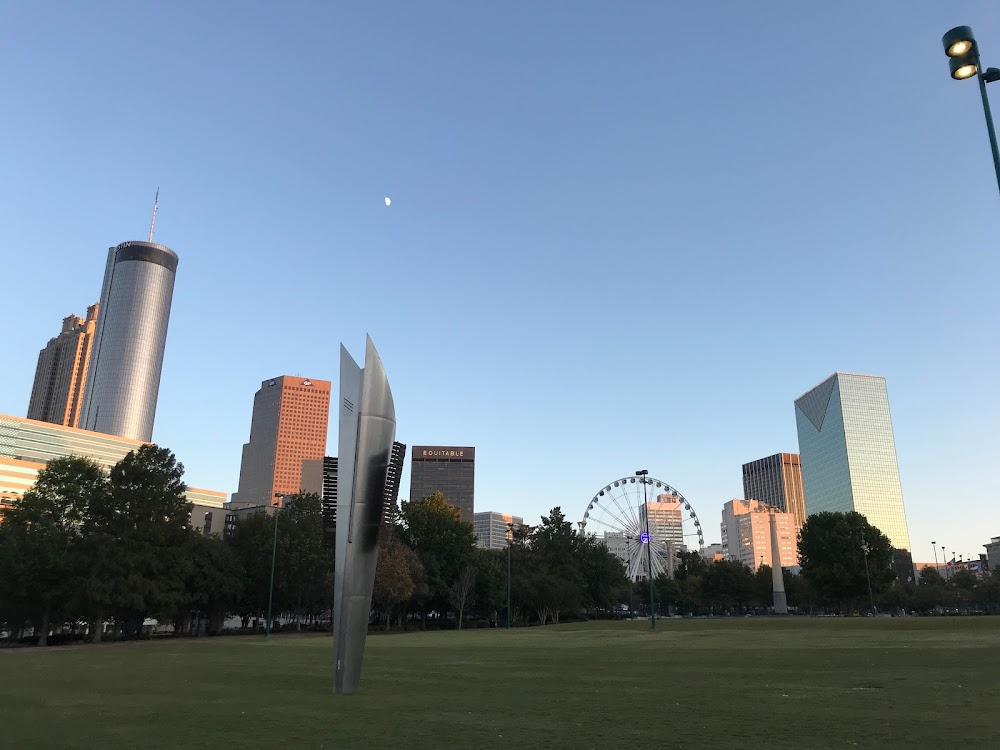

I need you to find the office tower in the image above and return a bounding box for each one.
[231,376,331,509]
[80,241,178,441]
[474,511,523,549]
[742,453,807,530]
[320,456,339,547]
[382,441,406,535]
[315,443,406,549]
[794,372,911,550]
[27,304,99,427]
[720,498,799,571]
[641,493,685,549]
[409,446,475,522]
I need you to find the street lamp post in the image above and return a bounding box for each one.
[861,539,876,615]
[932,540,939,574]
[506,523,512,630]
[266,493,285,637]
[626,536,635,620]
[636,470,655,630]
[942,25,1000,198]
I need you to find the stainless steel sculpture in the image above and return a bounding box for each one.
[333,337,396,694]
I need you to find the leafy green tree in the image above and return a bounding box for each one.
[578,535,628,613]
[177,531,244,634]
[797,511,895,612]
[397,493,476,621]
[654,574,680,614]
[227,510,274,628]
[675,550,708,581]
[702,560,754,612]
[373,539,424,630]
[676,575,704,615]
[0,456,108,645]
[753,564,774,608]
[83,445,191,636]
[274,493,333,629]
[472,548,507,625]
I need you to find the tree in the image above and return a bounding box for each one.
[275,493,333,629]
[472,548,507,626]
[0,456,108,645]
[578,535,628,613]
[84,445,191,636]
[675,550,708,581]
[798,512,895,612]
[654,574,680,614]
[448,565,476,629]
[753,564,774,608]
[702,560,754,613]
[227,509,275,628]
[177,531,244,634]
[397,493,476,622]
[373,539,424,630]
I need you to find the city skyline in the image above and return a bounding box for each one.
[2,3,998,564]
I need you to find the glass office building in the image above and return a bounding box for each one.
[794,373,911,550]
[81,241,178,442]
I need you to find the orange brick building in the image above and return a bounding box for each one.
[231,376,331,508]
[27,304,99,428]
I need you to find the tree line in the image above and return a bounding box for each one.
[2,453,998,646]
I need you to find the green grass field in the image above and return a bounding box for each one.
[1,618,998,749]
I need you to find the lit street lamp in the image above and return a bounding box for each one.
[942,25,1000,197]
[266,492,285,637]
[636,469,655,630]
[506,522,513,630]
[861,540,876,615]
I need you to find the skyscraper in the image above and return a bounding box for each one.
[231,376,331,508]
[313,442,406,550]
[474,512,523,549]
[720,498,799,570]
[641,493,685,549]
[409,446,475,521]
[27,304,99,427]
[80,241,178,441]
[742,453,807,530]
[794,372,911,550]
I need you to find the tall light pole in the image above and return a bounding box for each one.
[266,492,285,637]
[941,26,1000,198]
[636,470,655,630]
[506,523,512,630]
[861,539,876,615]
[932,540,939,573]
[626,536,635,620]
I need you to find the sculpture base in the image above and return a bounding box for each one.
[772,591,788,615]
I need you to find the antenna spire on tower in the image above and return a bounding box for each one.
[149,188,159,242]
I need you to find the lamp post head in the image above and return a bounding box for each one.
[950,54,979,80]
[943,26,976,58]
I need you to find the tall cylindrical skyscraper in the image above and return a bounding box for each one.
[80,241,178,442]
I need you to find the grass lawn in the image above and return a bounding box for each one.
[1,617,998,749]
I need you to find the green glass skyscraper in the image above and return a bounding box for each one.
[794,372,911,551]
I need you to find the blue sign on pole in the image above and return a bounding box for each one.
[639,532,650,544]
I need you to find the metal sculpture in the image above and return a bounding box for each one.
[333,336,396,694]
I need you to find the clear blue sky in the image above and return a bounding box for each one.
[2,2,998,565]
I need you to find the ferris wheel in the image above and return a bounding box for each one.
[581,475,705,580]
